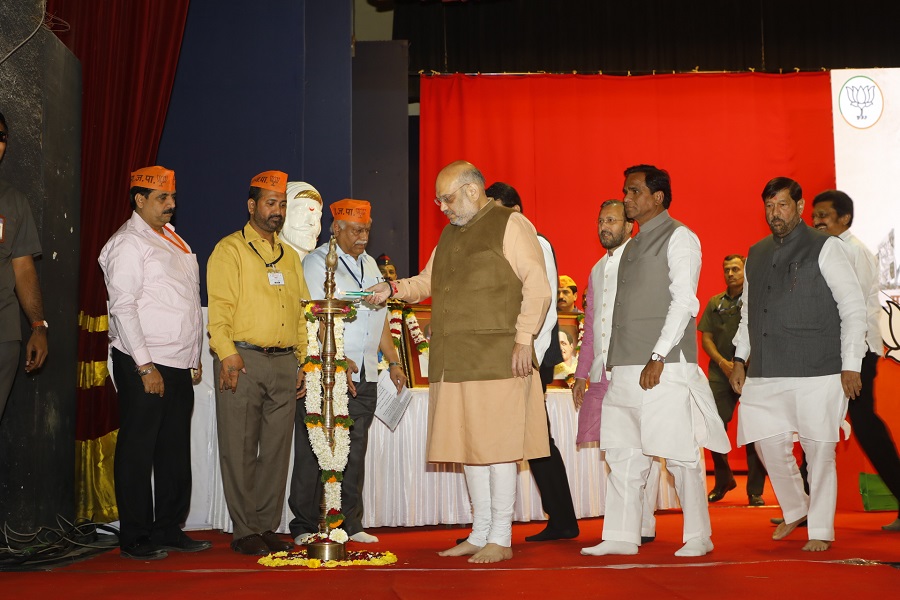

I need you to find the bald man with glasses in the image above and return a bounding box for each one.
[368,160,552,564]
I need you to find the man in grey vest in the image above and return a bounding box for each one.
[582,165,729,558]
[730,177,866,552]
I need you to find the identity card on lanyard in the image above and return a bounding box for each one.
[244,232,286,286]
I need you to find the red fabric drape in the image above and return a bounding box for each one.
[46,0,189,517]
[420,72,836,472]
[418,73,836,319]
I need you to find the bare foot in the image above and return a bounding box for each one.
[468,543,513,564]
[802,539,832,552]
[772,517,807,540]
[882,518,900,532]
[437,540,482,557]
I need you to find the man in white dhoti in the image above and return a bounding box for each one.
[582,165,729,558]
[368,161,552,564]
[730,177,867,552]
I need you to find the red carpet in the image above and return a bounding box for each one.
[6,478,899,599]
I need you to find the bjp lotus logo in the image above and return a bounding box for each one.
[839,75,883,129]
[880,299,900,364]
[847,85,875,117]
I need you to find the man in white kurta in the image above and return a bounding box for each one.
[574,200,661,545]
[730,178,867,552]
[584,165,729,559]
[368,161,551,564]
[811,189,900,532]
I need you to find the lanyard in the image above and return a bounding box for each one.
[339,256,365,289]
[154,227,190,254]
[241,228,284,268]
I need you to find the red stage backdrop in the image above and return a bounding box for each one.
[419,72,836,318]
[419,72,843,478]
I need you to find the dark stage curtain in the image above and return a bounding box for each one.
[46,0,190,521]
[417,72,836,321]
[396,0,900,96]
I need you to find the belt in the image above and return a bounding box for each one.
[234,341,295,355]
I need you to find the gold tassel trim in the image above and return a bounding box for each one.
[77,360,109,389]
[75,429,119,523]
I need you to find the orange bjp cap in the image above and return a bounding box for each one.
[330,199,371,223]
[130,166,176,192]
[250,170,288,194]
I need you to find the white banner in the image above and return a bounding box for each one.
[832,68,900,294]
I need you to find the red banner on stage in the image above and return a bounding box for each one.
[418,72,836,313]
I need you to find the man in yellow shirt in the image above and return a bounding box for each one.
[207,171,310,555]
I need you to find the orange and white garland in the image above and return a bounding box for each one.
[302,304,353,534]
[403,307,429,353]
[389,308,404,348]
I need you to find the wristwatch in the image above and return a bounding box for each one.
[32,320,48,330]
[733,357,746,365]
[650,352,665,364]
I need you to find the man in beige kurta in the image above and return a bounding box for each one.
[369,160,551,564]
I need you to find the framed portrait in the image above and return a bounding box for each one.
[399,304,432,388]
[547,313,584,389]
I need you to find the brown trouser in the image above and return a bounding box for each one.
[214,347,297,540]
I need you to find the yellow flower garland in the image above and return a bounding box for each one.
[258,550,398,569]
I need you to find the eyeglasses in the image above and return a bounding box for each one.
[0,131,7,143]
[597,217,624,226]
[433,183,470,207]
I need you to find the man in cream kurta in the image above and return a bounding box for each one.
[368,161,551,564]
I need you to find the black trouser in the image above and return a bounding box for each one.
[112,348,194,547]
[849,351,900,516]
[289,365,377,537]
[525,362,578,531]
[708,379,767,496]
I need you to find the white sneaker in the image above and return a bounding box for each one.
[350,531,379,543]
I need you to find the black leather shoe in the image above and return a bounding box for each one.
[261,530,294,552]
[748,495,765,507]
[525,526,580,542]
[231,534,270,555]
[156,532,213,553]
[121,539,168,560]
[707,479,737,503]
[641,535,656,544]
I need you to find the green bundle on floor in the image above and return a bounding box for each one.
[859,472,900,511]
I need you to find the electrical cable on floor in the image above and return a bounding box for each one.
[0,515,119,571]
